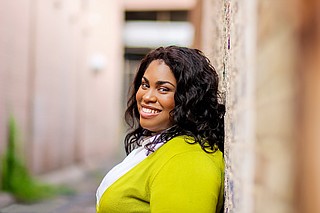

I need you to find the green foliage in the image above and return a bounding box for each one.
[0,116,74,203]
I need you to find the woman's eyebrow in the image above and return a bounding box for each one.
[156,80,176,88]
[142,76,175,88]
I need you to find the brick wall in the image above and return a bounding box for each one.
[201,0,305,212]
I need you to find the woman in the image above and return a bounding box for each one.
[96,46,225,213]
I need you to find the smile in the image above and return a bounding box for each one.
[142,107,161,114]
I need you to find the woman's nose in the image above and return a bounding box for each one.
[143,89,157,103]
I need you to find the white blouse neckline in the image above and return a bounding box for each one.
[96,134,165,205]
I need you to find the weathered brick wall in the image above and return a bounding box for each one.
[223,1,257,212]
[201,0,256,211]
[202,0,299,212]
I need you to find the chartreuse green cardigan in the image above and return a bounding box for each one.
[97,135,224,213]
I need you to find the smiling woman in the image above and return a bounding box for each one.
[96,46,225,213]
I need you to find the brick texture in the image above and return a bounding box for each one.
[202,0,300,212]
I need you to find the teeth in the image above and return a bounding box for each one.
[142,107,160,114]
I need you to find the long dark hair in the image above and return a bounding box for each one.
[124,46,225,155]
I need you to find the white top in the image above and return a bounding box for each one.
[96,135,165,205]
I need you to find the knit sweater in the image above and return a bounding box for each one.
[97,135,224,213]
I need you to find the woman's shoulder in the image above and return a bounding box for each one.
[163,135,223,154]
[154,135,224,168]
[150,135,224,186]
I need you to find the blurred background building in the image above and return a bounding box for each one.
[0,0,319,212]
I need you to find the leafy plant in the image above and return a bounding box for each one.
[0,115,74,203]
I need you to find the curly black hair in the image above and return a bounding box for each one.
[124,46,225,155]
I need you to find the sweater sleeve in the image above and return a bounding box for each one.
[150,151,224,213]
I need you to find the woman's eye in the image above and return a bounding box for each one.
[159,87,169,92]
[141,82,148,89]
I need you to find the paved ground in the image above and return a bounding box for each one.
[0,162,116,213]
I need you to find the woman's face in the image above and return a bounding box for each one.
[136,60,176,133]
